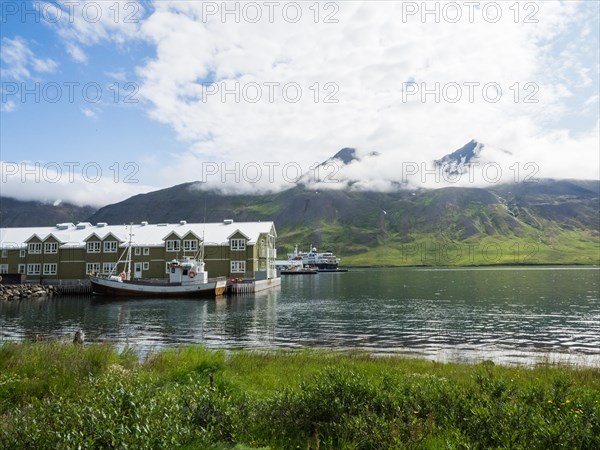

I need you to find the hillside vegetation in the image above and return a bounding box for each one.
[2,179,598,266]
[87,179,600,266]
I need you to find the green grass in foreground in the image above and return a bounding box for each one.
[1,342,599,449]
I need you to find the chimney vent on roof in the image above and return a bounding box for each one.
[141,221,148,226]
[180,220,187,225]
[224,219,234,225]
[76,222,92,230]
[96,222,107,228]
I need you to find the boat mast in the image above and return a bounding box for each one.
[126,224,133,280]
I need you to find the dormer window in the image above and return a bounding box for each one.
[44,242,58,254]
[183,240,198,252]
[87,242,101,253]
[104,241,118,253]
[230,239,246,251]
[166,240,180,252]
[28,243,42,254]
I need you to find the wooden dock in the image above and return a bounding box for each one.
[227,277,282,295]
[228,280,255,295]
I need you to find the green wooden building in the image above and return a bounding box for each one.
[0,220,278,282]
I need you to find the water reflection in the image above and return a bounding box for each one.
[1,267,599,366]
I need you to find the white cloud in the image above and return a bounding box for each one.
[15,0,599,201]
[105,69,128,81]
[127,1,598,193]
[0,36,58,80]
[1,100,16,113]
[81,107,97,119]
[0,161,153,207]
[66,43,88,63]
[40,0,146,63]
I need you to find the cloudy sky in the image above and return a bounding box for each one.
[1,0,598,206]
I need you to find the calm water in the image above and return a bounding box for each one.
[1,267,599,366]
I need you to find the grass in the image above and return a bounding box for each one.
[341,231,600,266]
[1,342,599,449]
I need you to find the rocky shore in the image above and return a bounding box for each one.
[0,284,58,301]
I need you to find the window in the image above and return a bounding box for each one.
[28,243,42,254]
[1,250,7,258]
[103,263,117,274]
[134,247,141,256]
[27,264,41,275]
[86,263,101,273]
[230,261,246,273]
[43,264,57,275]
[18,264,25,274]
[183,240,198,252]
[143,262,150,270]
[166,240,180,252]
[44,242,58,254]
[103,241,118,253]
[0,264,8,273]
[165,262,172,274]
[87,242,101,253]
[143,247,150,255]
[20,249,26,258]
[230,239,246,251]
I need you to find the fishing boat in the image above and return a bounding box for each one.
[89,229,227,298]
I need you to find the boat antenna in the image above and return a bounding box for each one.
[200,196,207,261]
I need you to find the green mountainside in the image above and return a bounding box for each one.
[2,179,598,266]
[0,197,96,228]
[85,179,599,266]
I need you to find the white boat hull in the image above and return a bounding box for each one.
[90,276,227,298]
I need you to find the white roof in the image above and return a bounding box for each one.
[0,221,276,249]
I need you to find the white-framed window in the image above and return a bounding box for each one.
[165,262,171,274]
[0,264,9,273]
[43,263,57,275]
[134,247,141,256]
[183,239,198,252]
[143,262,150,270]
[18,264,26,274]
[166,240,180,252]
[103,263,117,274]
[103,241,118,253]
[143,247,150,255]
[230,261,246,273]
[20,249,26,258]
[230,239,246,251]
[86,263,101,273]
[44,242,58,254]
[1,250,7,258]
[28,243,42,254]
[27,264,41,275]
[87,242,101,253]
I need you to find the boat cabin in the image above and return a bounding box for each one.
[168,258,208,284]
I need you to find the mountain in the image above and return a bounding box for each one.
[298,147,381,188]
[86,178,600,266]
[2,141,599,266]
[435,139,512,177]
[0,197,96,227]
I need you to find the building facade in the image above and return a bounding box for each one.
[0,220,278,282]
